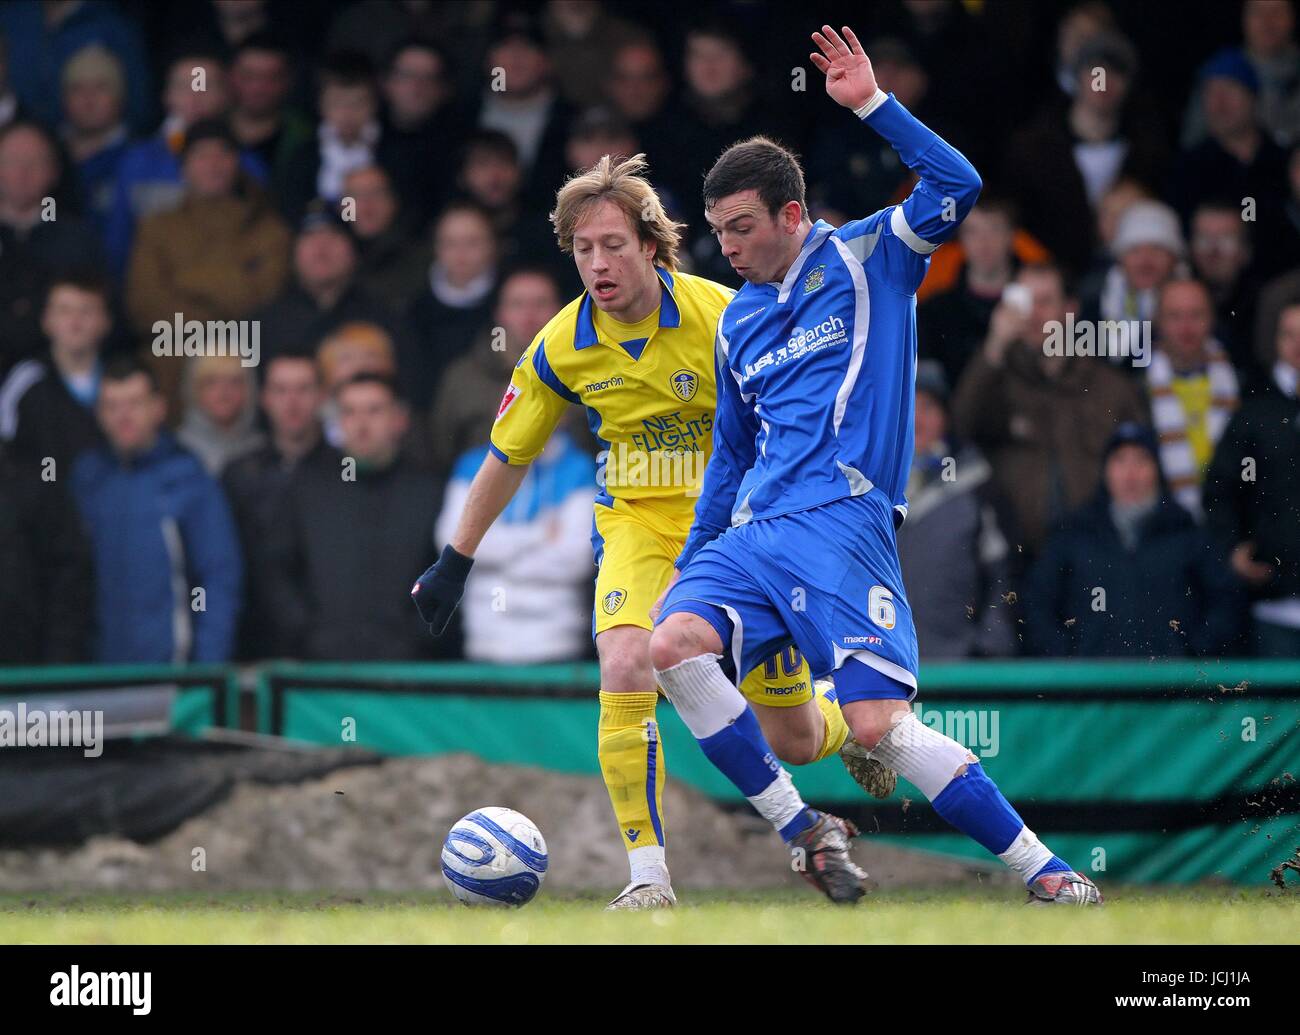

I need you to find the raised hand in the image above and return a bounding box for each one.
[809,24,878,111]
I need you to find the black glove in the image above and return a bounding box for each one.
[411,544,474,635]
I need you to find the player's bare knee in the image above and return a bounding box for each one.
[600,651,651,693]
[759,701,826,766]
[649,614,714,672]
[648,622,688,672]
[849,707,910,751]
[773,730,820,766]
[597,628,654,693]
[849,718,886,751]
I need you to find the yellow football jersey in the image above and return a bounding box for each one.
[488,264,822,717]
[489,267,733,524]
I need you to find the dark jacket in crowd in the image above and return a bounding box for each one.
[1024,492,1241,657]
[375,104,470,230]
[0,443,92,663]
[0,354,104,475]
[354,224,429,314]
[263,452,452,660]
[0,216,107,378]
[1001,98,1168,279]
[1171,134,1291,280]
[917,280,1003,391]
[70,433,242,663]
[276,134,347,227]
[222,437,339,660]
[1203,372,1300,601]
[897,444,1019,659]
[404,286,495,412]
[250,281,403,365]
[426,324,516,474]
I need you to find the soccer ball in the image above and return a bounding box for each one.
[440,806,548,906]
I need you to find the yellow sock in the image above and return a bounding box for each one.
[597,691,666,853]
[812,681,851,762]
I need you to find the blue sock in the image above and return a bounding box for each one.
[1029,857,1073,882]
[697,707,816,842]
[931,762,1072,880]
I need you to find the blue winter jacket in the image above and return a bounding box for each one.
[71,432,242,663]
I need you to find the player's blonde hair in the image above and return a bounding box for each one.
[550,153,686,272]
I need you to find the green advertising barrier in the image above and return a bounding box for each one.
[2,660,1295,884]
[259,660,1300,885]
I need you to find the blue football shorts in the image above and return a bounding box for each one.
[658,490,919,705]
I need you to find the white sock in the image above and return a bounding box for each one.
[656,653,810,837]
[653,652,745,738]
[869,712,976,800]
[746,768,810,834]
[628,845,669,887]
[998,826,1056,883]
[875,714,1058,884]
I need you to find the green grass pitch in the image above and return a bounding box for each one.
[2,887,1297,944]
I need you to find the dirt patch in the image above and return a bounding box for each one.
[0,754,1012,893]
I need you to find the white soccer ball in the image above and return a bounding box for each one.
[441,806,548,906]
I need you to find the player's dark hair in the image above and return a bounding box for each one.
[704,135,807,218]
[102,355,159,393]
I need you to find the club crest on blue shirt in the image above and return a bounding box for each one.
[803,264,826,295]
[602,589,627,614]
[669,369,698,402]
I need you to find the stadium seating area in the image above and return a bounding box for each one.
[0,0,1298,667]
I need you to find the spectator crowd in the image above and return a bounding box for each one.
[0,0,1297,667]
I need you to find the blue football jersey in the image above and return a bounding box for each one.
[679,93,982,569]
